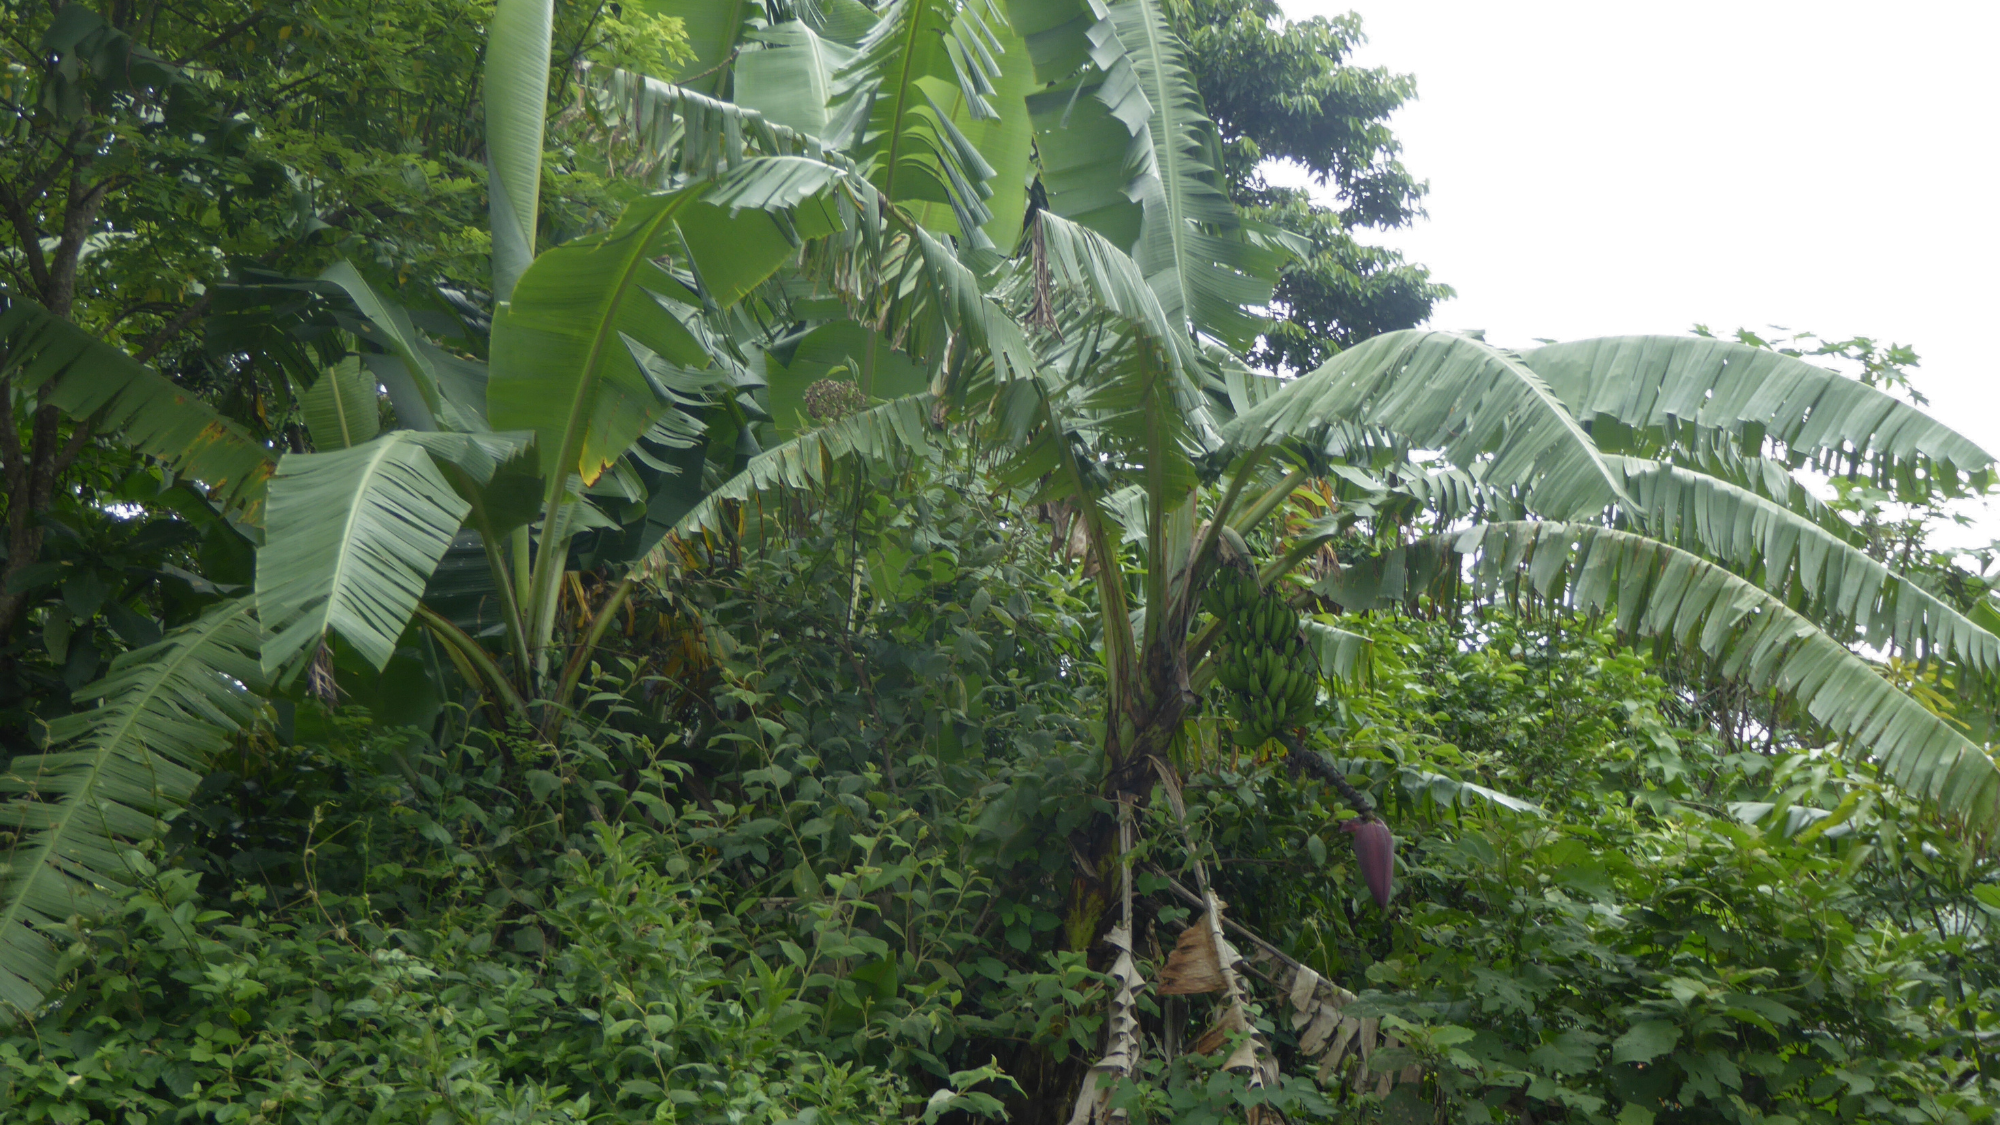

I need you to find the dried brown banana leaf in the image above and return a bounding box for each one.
[1065,925,1145,1125]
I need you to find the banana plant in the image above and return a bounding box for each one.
[243,0,1043,717]
[12,0,2000,1047]
[3,0,1051,1021]
[0,298,284,1022]
[574,0,2000,840]
[1222,331,2000,813]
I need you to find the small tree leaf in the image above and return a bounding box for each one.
[1612,1020,1681,1064]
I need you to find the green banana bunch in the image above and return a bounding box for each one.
[1201,557,1320,748]
[1201,564,1261,621]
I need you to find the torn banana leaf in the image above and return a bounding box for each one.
[1161,896,1284,1120]
[1065,924,1143,1125]
[1279,964,1420,1096]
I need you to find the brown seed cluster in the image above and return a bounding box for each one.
[803,378,867,422]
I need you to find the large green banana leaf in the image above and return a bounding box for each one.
[0,297,274,517]
[734,21,870,142]
[0,598,262,1021]
[1608,455,2000,676]
[1326,523,2000,830]
[639,394,941,575]
[488,170,837,489]
[317,262,493,432]
[898,3,1035,246]
[300,356,380,450]
[1227,330,1627,520]
[1475,522,2000,828]
[485,0,553,302]
[1018,0,1155,255]
[580,67,818,184]
[1109,0,1287,350]
[1303,620,1373,687]
[1521,336,1996,498]
[1023,210,1186,353]
[848,0,1014,237]
[255,433,475,674]
[801,183,1037,389]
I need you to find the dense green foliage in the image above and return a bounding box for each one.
[4,0,1999,1121]
[7,473,1996,1123]
[0,0,682,730]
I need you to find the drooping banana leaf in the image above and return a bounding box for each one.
[1021,0,1155,253]
[1302,619,1373,686]
[576,68,818,186]
[255,432,475,674]
[847,0,1014,239]
[1665,445,1860,539]
[1021,210,1188,359]
[0,598,262,1021]
[802,186,1037,392]
[897,1,1036,246]
[1228,330,1628,520]
[1521,336,1996,498]
[0,296,274,518]
[1338,521,2000,829]
[638,394,939,570]
[318,261,491,432]
[1608,455,2000,677]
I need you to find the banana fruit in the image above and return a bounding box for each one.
[1203,561,1317,747]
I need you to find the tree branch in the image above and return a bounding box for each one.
[132,292,213,364]
[48,171,116,317]
[0,375,23,487]
[172,11,263,65]
[50,410,100,479]
[1282,734,1378,819]
[0,178,53,297]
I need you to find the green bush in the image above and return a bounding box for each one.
[8,476,1995,1125]
[1,825,907,1124]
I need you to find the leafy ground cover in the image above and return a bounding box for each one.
[6,471,1992,1123]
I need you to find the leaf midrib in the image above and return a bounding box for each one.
[1125,0,1197,322]
[877,0,933,204]
[545,194,699,499]
[300,439,412,648]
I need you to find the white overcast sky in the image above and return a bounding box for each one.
[1274,0,2000,548]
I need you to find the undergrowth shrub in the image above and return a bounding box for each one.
[1,825,908,1124]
